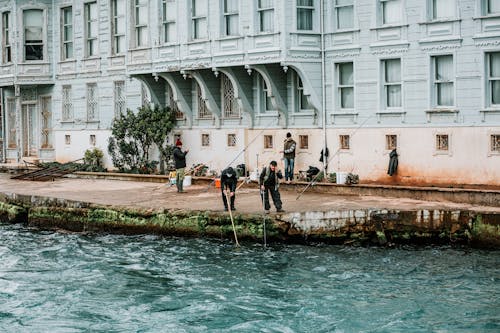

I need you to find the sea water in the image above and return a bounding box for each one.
[0,224,498,332]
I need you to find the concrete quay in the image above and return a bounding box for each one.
[0,172,499,247]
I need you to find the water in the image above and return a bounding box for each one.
[0,224,499,333]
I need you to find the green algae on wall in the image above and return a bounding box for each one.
[471,214,500,248]
[0,202,27,223]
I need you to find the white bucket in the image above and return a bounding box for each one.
[183,175,192,187]
[336,172,348,185]
[249,170,259,181]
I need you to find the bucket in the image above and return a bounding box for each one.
[336,172,348,185]
[183,175,192,187]
[215,178,221,188]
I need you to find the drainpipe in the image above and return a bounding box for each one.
[320,0,327,175]
[1,88,5,162]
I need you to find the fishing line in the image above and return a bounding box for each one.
[296,115,373,200]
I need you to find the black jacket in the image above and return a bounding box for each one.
[259,166,283,188]
[221,167,237,192]
[387,149,398,176]
[173,146,187,169]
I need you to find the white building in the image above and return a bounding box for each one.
[0,0,499,186]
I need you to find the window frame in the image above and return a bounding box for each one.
[339,134,350,150]
[227,133,237,147]
[162,0,176,43]
[378,0,402,26]
[114,81,126,118]
[134,0,149,47]
[381,58,402,110]
[61,6,73,61]
[111,0,125,55]
[257,0,274,33]
[62,85,73,122]
[428,0,456,21]
[2,11,11,64]
[23,8,45,62]
[431,54,455,108]
[486,52,500,108]
[264,135,274,149]
[296,0,314,31]
[336,61,355,110]
[201,133,211,147]
[191,0,208,40]
[483,0,500,16]
[333,0,354,31]
[86,83,98,122]
[223,0,239,36]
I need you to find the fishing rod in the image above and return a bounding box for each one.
[260,188,267,247]
[225,190,240,247]
[296,115,373,200]
[203,114,280,191]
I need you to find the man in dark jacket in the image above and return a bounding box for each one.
[173,139,188,193]
[220,167,237,211]
[259,160,284,213]
[280,132,296,182]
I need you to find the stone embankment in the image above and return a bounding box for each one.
[0,172,499,247]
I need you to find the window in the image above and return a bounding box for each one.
[2,12,11,63]
[7,98,15,148]
[430,0,455,20]
[87,83,98,121]
[297,0,313,31]
[296,74,309,111]
[258,0,274,32]
[114,81,126,117]
[337,62,354,109]
[197,83,211,119]
[134,0,149,47]
[334,0,353,30]
[192,0,207,40]
[487,52,500,107]
[261,77,273,112]
[484,0,500,15]
[201,133,210,147]
[264,135,273,149]
[386,134,397,150]
[61,7,73,60]
[111,0,125,54]
[432,55,454,107]
[23,9,44,61]
[436,134,449,151]
[379,0,401,25]
[340,135,350,149]
[224,0,239,36]
[65,135,71,145]
[62,85,73,121]
[89,134,96,146]
[162,0,176,43]
[166,84,184,120]
[299,135,309,149]
[141,83,151,107]
[227,133,237,147]
[382,59,402,108]
[84,2,98,57]
[40,96,52,149]
[222,73,240,118]
[491,134,500,152]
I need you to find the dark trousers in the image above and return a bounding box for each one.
[261,186,282,210]
[221,189,235,209]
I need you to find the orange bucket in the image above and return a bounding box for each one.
[215,178,221,188]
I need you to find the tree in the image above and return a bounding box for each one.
[108,104,176,174]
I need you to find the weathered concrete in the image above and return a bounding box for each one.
[0,172,499,247]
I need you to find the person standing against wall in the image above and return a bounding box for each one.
[259,160,284,214]
[173,139,189,193]
[280,132,296,183]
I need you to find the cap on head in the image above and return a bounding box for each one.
[175,139,182,146]
[270,160,277,167]
[286,132,292,138]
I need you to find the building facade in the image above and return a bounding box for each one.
[0,0,499,186]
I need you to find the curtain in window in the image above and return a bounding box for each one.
[260,11,273,31]
[489,0,500,14]
[193,0,207,16]
[24,10,43,41]
[336,2,353,29]
[297,0,313,30]
[491,53,500,104]
[339,63,354,108]
[340,62,353,85]
[433,0,455,19]
[436,56,453,106]
[382,0,400,25]
[385,59,401,107]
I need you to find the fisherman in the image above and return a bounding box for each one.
[259,160,285,214]
[280,132,296,183]
[220,166,237,211]
[173,139,189,193]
